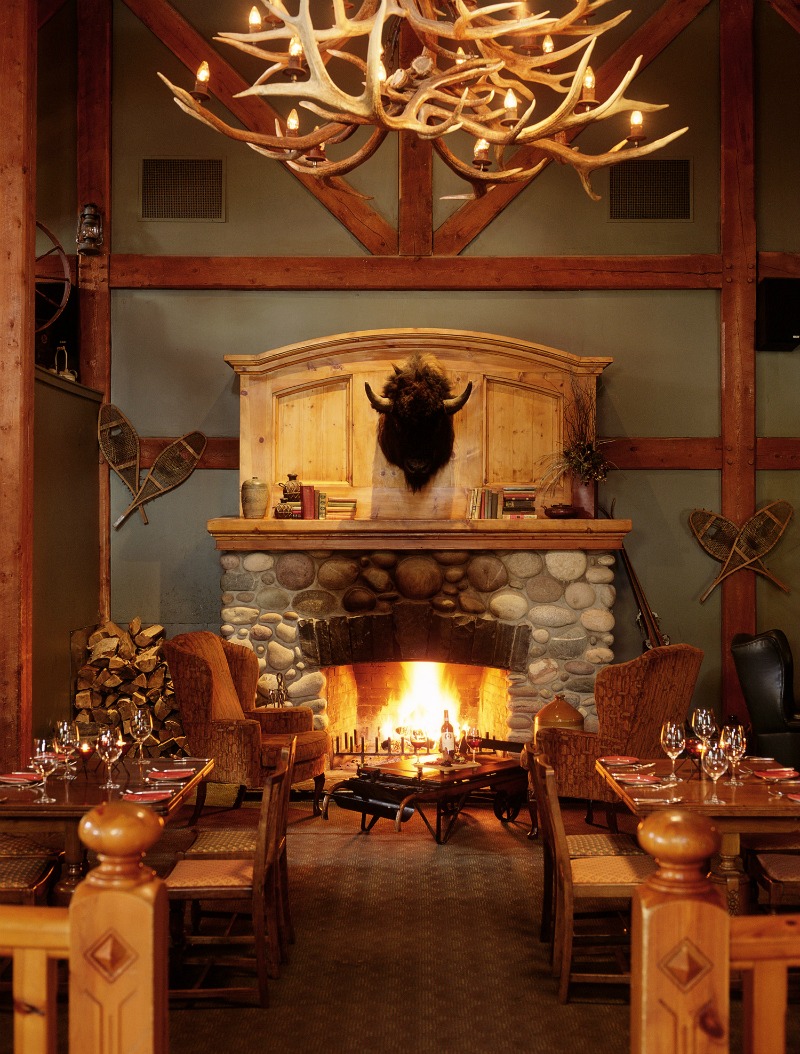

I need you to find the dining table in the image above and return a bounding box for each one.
[595,754,800,914]
[0,753,214,902]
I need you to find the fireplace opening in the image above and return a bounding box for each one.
[324,661,510,757]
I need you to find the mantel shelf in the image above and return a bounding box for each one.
[207,517,632,552]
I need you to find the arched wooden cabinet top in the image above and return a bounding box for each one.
[222,328,614,523]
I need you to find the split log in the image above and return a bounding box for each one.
[73,620,185,757]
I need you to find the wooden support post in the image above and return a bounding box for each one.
[631,810,730,1054]
[69,802,169,1054]
[0,0,37,770]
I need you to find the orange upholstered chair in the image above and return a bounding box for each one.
[528,643,703,826]
[163,631,331,813]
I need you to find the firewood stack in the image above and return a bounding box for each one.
[73,618,187,757]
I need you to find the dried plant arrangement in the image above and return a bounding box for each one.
[538,377,613,493]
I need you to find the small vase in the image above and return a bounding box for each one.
[281,473,302,501]
[241,477,268,519]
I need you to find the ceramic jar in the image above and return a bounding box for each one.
[241,477,269,519]
[534,694,584,745]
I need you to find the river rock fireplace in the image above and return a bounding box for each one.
[208,329,631,751]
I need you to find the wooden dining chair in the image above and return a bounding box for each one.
[529,753,646,949]
[0,832,62,907]
[177,738,298,965]
[747,851,800,911]
[163,761,288,1006]
[534,755,657,1002]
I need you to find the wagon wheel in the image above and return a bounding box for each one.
[493,790,522,823]
[35,221,71,333]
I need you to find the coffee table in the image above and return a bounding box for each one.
[323,752,528,844]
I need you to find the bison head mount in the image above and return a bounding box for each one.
[365,353,473,492]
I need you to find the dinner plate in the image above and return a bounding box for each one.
[0,772,43,784]
[123,790,172,803]
[744,756,775,764]
[753,768,799,781]
[600,756,639,766]
[785,793,800,804]
[147,769,192,781]
[616,773,662,785]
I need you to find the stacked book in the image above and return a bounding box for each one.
[467,485,537,519]
[499,485,537,519]
[273,487,357,519]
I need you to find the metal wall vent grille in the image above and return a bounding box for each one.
[609,159,691,221]
[140,158,225,221]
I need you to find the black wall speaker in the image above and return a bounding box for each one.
[756,278,800,352]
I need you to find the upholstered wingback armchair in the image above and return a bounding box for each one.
[731,629,800,769]
[527,643,704,823]
[163,631,331,813]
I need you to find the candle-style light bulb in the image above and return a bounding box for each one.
[455,46,467,66]
[502,88,519,126]
[287,108,300,134]
[191,60,211,101]
[628,109,645,144]
[542,34,554,54]
[248,6,262,32]
[473,137,490,170]
[286,34,307,80]
[583,66,595,94]
[289,35,303,59]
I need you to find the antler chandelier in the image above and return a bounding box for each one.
[159,0,686,197]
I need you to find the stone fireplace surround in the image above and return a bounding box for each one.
[210,328,632,746]
[217,540,622,745]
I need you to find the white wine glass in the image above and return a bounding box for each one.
[701,741,728,804]
[96,728,123,790]
[31,738,58,803]
[691,708,717,771]
[53,720,79,780]
[660,721,685,784]
[719,723,746,786]
[131,708,153,773]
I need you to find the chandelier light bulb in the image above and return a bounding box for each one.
[542,34,554,54]
[502,89,519,126]
[287,108,300,134]
[628,109,645,144]
[583,67,595,95]
[455,47,466,66]
[473,137,490,170]
[248,6,262,32]
[191,60,210,101]
[289,35,303,59]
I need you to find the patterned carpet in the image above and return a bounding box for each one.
[168,793,634,1054]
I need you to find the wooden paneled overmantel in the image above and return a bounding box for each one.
[207,516,632,552]
[222,328,613,523]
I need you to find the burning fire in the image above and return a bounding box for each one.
[380,662,462,749]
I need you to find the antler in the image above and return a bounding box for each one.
[159,0,687,195]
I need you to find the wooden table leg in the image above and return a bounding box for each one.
[708,832,751,915]
[53,821,86,904]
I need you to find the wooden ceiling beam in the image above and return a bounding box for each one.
[768,0,800,34]
[109,252,722,290]
[121,0,396,256]
[434,0,713,256]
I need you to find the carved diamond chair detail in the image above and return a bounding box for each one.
[529,643,704,828]
[163,631,331,814]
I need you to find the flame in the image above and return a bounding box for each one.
[381,662,462,744]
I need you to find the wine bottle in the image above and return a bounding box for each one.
[440,709,455,759]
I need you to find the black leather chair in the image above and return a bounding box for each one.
[731,629,800,768]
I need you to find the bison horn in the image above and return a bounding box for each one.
[443,381,473,415]
[364,382,392,413]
